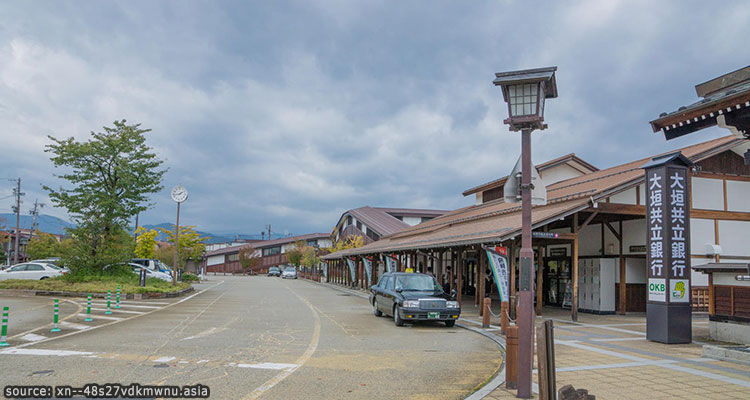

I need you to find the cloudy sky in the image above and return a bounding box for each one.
[0,1,748,237]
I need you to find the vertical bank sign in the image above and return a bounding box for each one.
[644,151,692,344]
[345,258,357,282]
[361,256,372,284]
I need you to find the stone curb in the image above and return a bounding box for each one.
[303,279,507,400]
[702,344,750,366]
[0,286,194,300]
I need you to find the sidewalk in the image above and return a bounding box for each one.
[460,306,750,399]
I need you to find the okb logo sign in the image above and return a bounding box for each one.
[648,278,666,302]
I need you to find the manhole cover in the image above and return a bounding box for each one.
[153,364,169,368]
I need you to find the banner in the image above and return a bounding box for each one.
[362,256,372,284]
[345,258,357,282]
[485,246,510,302]
[321,261,328,279]
[384,254,397,272]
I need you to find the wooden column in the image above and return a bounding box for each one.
[619,220,626,315]
[572,213,579,322]
[479,249,486,316]
[457,249,463,305]
[509,241,517,320]
[536,245,543,316]
[437,251,444,285]
[450,251,456,292]
[708,273,715,315]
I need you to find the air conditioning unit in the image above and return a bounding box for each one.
[705,244,722,256]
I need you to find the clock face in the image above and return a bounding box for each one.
[171,185,188,203]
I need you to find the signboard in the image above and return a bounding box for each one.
[644,152,692,344]
[485,246,510,302]
[345,258,357,282]
[532,232,560,239]
[629,245,647,253]
[362,256,372,284]
[383,254,397,273]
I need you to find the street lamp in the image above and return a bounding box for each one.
[493,66,557,399]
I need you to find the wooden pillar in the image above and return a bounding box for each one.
[509,241,517,320]
[457,248,463,305]
[708,273,715,315]
[536,245,543,316]
[437,251,444,285]
[450,251,456,292]
[619,220,626,315]
[572,213,579,322]
[479,249,486,316]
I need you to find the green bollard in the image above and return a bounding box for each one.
[0,306,9,346]
[116,285,121,309]
[85,294,93,322]
[51,299,61,332]
[105,290,112,315]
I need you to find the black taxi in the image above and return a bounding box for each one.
[369,272,460,327]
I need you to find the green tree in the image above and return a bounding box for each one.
[158,225,207,269]
[154,244,174,267]
[238,246,262,271]
[134,227,159,259]
[25,231,62,260]
[284,240,306,267]
[43,120,166,270]
[301,245,319,269]
[327,235,363,254]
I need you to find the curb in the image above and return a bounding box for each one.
[0,286,194,300]
[303,279,506,400]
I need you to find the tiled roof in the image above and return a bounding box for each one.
[461,153,598,196]
[322,135,743,259]
[335,207,448,237]
[205,232,329,256]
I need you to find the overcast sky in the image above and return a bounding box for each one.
[0,1,748,237]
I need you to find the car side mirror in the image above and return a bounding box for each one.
[451,289,457,300]
[395,288,403,293]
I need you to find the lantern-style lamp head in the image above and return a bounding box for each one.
[493,66,558,132]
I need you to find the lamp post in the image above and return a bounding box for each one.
[493,66,558,399]
[170,185,189,286]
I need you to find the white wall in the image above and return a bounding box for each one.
[207,255,224,266]
[578,223,602,256]
[714,272,750,287]
[622,219,646,255]
[609,187,637,205]
[718,220,750,257]
[475,191,483,205]
[618,258,647,284]
[402,216,422,226]
[691,257,710,286]
[726,180,750,212]
[637,183,645,205]
[692,177,724,210]
[540,164,583,186]
[317,239,332,248]
[690,218,716,255]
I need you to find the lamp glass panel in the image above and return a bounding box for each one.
[507,83,540,117]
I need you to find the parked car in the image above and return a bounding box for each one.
[267,266,281,277]
[281,266,298,279]
[131,258,173,274]
[369,272,460,327]
[0,262,66,281]
[30,258,70,274]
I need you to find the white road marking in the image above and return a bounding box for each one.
[19,333,47,342]
[182,327,218,341]
[88,307,145,314]
[77,313,122,321]
[153,356,176,363]
[590,337,645,342]
[60,321,90,330]
[84,302,162,309]
[235,363,299,371]
[0,348,94,357]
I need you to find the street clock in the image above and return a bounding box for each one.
[170,185,188,203]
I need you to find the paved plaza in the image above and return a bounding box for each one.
[458,306,750,399]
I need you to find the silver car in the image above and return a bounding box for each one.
[281,266,298,279]
[0,262,65,280]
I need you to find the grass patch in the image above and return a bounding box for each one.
[0,265,191,294]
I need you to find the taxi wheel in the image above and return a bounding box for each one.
[445,320,456,327]
[394,305,404,326]
[373,300,383,317]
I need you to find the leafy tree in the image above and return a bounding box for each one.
[301,245,319,270]
[238,246,262,271]
[43,120,166,270]
[327,235,364,253]
[134,227,159,259]
[154,244,174,267]
[26,231,62,260]
[158,225,207,269]
[284,240,306,267]
[59,226,135,271]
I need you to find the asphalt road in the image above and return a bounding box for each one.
[0,276,501,399]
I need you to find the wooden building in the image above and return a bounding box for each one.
[205,233,331,274]
[322,135,749,320]
[331,207,447,245]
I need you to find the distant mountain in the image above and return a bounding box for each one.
[0,213,74,235]
[0,213,285,245]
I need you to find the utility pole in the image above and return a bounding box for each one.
[11,179,23,265]
[29,199,44,232]
[267,224,271,241]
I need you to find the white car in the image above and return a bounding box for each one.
[0,262,65,280]
[281,266,298,279]
[129,264,173,282]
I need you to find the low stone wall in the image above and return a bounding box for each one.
[709,320,750,344]
[0,286,195,300]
